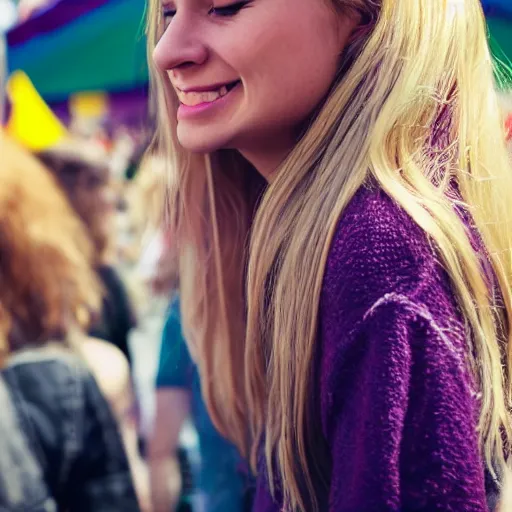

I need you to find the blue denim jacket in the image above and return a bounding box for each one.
[0,347,140,511]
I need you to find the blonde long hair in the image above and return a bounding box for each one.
[147,0,512,509]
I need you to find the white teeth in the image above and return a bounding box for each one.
[177,84,231,106]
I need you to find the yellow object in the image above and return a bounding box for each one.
[5,70,68,150]
[69,91,108,120]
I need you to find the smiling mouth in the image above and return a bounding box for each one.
[176,80,241,107]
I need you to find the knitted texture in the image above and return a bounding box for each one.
[253,185,489,512]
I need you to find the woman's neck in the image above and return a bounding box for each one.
[237,135,297,183]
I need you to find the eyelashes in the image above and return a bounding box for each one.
[162,0,252,23]
[210,0,252,17]
[162,6,175,19]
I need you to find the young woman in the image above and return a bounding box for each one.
[146,0,512,510]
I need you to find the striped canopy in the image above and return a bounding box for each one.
[6,0,148,102]
[5,0,512,104]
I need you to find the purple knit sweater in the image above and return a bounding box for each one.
[253,185,493,512]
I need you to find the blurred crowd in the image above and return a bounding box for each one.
[0,95,251,510]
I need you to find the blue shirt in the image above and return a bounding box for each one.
[156,297,248,512]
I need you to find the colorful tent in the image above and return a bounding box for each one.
[6,0,148,102]
[5,0,511,104]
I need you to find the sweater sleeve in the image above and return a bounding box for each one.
[323,295,488,512]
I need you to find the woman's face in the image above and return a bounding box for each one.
[153,0,359,170]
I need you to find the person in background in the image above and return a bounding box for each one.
[35,143,137,366]
[0,133,140,511]
[148,295,252,512]
[34,141,151,510]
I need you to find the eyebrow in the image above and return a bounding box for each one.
[161,0,210,10]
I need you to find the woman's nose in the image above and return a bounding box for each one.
[152,13,208,71]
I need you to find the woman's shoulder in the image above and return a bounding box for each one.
[1,345,96,465]
[4,344,90,385]
[2,341,125,412]
[326,184,435,276]
[2,344,107,427]
[322,184,442,321]
[79,337,130,403]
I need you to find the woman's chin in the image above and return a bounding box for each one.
[176,126,233,154]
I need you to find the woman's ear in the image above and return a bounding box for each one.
[335,9,362,52]
[341,4,379,47]
[347,13,374,45]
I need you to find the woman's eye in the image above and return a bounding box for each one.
[162,7,176,23]
[161,1,250,25]
[209,1,250,17]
